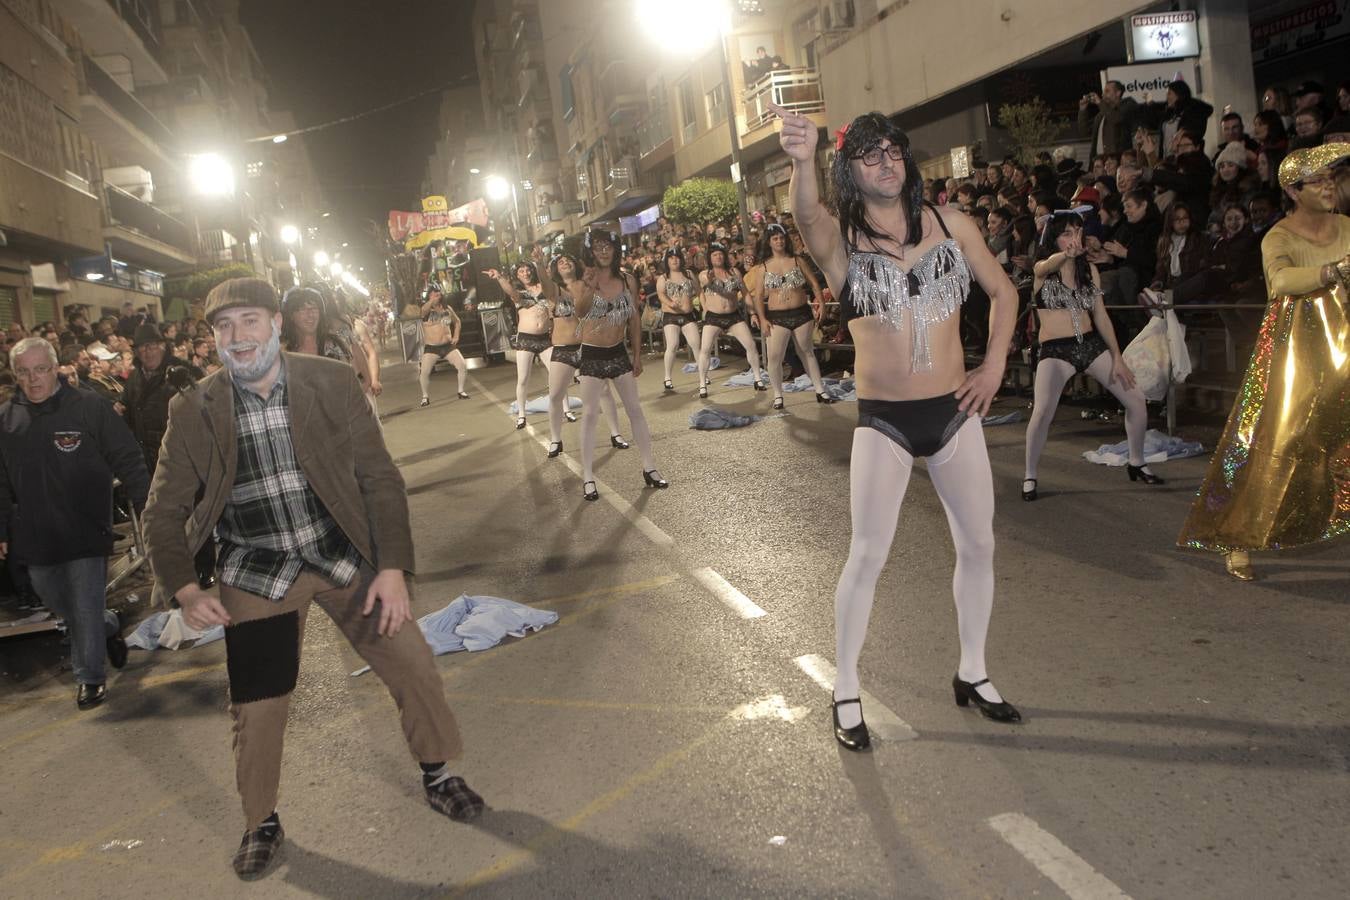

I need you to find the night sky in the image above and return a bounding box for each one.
[239,0,477,268]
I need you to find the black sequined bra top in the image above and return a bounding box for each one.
[552,291,576,318]
[583,286,635,326]
[705,272,742,296]
[837,208,972,373]
[516,288,551,311]
[1035,273,1100,342]
[763,266,807,291]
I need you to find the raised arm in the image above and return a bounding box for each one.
[769,101,846,292]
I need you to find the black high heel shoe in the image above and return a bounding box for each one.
[514,417,527,430]
[1127,464,1165,485]
[1021,478,1037,501]
[642,469,669,489]
[698,386,708,399]
[610,434,630,449]
[663,379,674,392]
[772,397,785,410]
[582,480,599,501]
[565,410,578,423]
[817,392,836,404]
[753,379,767,392]
[952,675,1022,723]
[457,391,470,399]
[831,696,871,751]
[547,441,563,458]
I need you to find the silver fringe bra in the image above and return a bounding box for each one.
[845,239,971,373]
[1037,275,1100,342]
[583,288,635,327]
[764,266,807,290]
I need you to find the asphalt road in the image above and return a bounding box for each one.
[1,343,1346,899]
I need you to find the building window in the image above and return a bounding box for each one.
[677,77,698,141]
[0,285,17,328]
[705,81,726,126]
[246,161,263,178]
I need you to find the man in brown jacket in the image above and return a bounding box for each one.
[143,278,482,880]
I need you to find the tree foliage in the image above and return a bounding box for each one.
[164,263,256,303]
[661,178,738,226]
[996,97,1062,166]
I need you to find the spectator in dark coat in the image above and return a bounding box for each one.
[122,324,203,476]
[1078,80,1141,157]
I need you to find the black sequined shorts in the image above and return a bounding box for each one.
[1037,332,1109,374]
[857,393,970,459]
[662,312,697,328]
[423,342,455,359]
[766,306,815,330]
[550,343,582,368]
[578,342,633,380]
[703,311,744,330]
[511,331,552,355]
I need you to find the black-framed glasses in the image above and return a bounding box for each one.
[853,145,904,166]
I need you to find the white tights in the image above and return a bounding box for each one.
[766,319,825,398]
[1023,351,1148,481]
[578,372,655,483]
[515,346,552,419]
[419,350,466,399]
[662,322,702,384]
[548,360,621,444]
[698,321,762,386]
[833,419,999,728]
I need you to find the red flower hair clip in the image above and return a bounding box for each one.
[835,123,850,152]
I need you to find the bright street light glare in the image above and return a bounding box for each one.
[314,250,331,268]
[636,0,729,50]
[485,175,512,201]
[280,224,300,245]
[188,153,235,196]
[272,134,288,144]
[330,262,344,277]
[469,167,480,175]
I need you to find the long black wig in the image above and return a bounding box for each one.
[1034,211,1091,286]
[829,112,925,254]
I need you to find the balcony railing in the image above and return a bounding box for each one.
[104,0,162,59]
[81,55,176,147]
[104,184,195,254]
[743,67,825,132]
[637,109,673,157]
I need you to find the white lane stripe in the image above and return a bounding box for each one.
[792,654,918,742]
[988,813,1133,900]
[692,567,766,619]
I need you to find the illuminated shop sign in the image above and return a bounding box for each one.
[1131,11,1200,61]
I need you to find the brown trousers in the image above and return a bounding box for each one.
[219,567,461,829]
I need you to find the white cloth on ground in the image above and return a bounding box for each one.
[1082,428,1204,466]
[126,609,225,650]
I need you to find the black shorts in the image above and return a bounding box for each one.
[858,393,970,458]
[703,310,743,330]
[1037,332,1109,374]
[511,331,552,355]
[578,343,633,379]
[662,312,697,328]
[767,306,815,330]
[550,343,582,368]
[423,342,454,359]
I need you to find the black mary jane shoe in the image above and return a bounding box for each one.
[610,434,630,450]
[457,391,471,400]
[419,397,431,408]
[663,379,675,392]
[831,696,871,751]
[753,379,768,392]
[1127,463,1165,485]
[772,397,785,410]
[698,386,709,399]
[547,441,563,459]
[952,675,1022,723]
[1021,478,1038,502]
[76,683,107,710]
[514,417,527,430]
[582,480,599,502]
[642,469,669,489]
[565,410,578,423]
[817,392,837,404]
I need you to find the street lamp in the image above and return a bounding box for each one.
[280,224,300,245]
[637,0,752,245]
[314,250,331,269]
[484,175,512,202]
[188,153,235,196]
[330,262,344,278]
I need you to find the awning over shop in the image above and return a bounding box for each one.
[584,190,661,229]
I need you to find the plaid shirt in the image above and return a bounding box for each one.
[216,365,361,601]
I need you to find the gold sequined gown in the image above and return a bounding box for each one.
[1178,216,1350,552]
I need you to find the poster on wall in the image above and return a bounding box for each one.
[1251,0,1350,63]
[1130,11,1200,62]
[1103,60,1199,105]
[738,34,783,85]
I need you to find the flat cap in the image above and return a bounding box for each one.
[204,277,279,324]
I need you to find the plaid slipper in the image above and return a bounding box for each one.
[232,821,284,880]
[425,774,485,821]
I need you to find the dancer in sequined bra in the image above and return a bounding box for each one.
[488,262,556,430]
[752,223,834,408]
[1021,212,1158,502]
[656,249,703,393]
[1178,145,1350,581]
[574,230,667,501]
[697,242,767,396]
[772,103,1020,750]
[544,252,629,459]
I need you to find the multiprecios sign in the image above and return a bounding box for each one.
[1131,11,1200,61]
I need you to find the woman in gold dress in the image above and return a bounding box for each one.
[1177,146,1350,580]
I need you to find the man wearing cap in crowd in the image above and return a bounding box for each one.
[0,336,148,709]
[1179,144,1350,581]
[141,277,482,880]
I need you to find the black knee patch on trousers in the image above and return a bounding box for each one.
[225,611,300,704]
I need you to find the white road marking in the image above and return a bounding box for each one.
[692,567,766,618]
[792,654,918,741]
[987,813,1133,900]
[730,694,809,723]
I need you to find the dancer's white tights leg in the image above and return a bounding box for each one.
[447,349,467,394]
[791,320,826,394]
[514,350,535,418]
[578,375,604,483]
[1023,358,1074,480]
[728,321,762,375]
[611,372,656,472]
[600,382,622,437]
[766,323,793,398]
[547,361,573,444]
[697,326,722,385]
[418,353,436,400]
[682,322,702,380]
[662,324,680,382]
[1084,351,1149,466]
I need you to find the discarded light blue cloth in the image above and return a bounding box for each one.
[417,594,558,654]
[690,407,763,430]
[1082,427,1204,466]
[126,609,224,650]
[981,411,1023,426]
[508,395,582,415]
[722,369,770,387]
[682,357,720,374]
